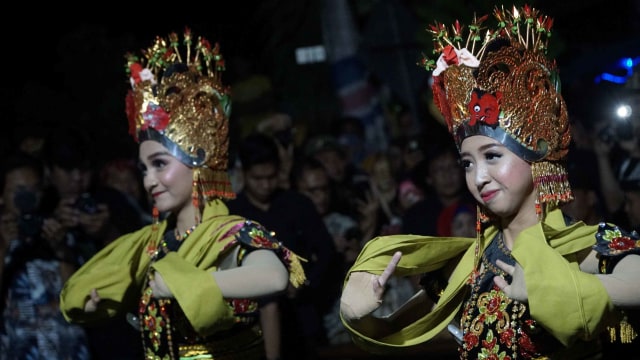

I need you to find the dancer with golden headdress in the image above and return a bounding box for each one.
[339,5,639,359]
[60,28,306,360]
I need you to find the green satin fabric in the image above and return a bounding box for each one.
[60,200,245,336]
[341,208,619,354]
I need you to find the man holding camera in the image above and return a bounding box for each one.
[37,124,144,359]
[0,151,90,358]
[593,88,640,231]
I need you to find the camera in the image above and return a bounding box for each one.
[75,192,98,214]
[13,188,44,238]
[598,120,634,145]
[597,126,617,145]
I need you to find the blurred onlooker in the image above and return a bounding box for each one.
[397,178,424,214]
[304,135,371,221]
[618,158,640,232]
[360,152,403,238]
[11,122,49,160]
[402,139,473,236]
[40,125,110,263]
[320,214,362,346]
[256,112,298,190]
[98,157,153,232]
[339,150,418,329]
[292,157,361,266]
[227,133,339,360]
[39,125,142,359]
[593,89,640,228]
[562,148,605,225]
[0,151,90,359]
[331,116,368,167]
[436,201,476,238]
[389,134,426,183]
[292,156,363,346]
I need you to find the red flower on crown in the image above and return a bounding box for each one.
[129,63,144,85]
[141,103,170,133]
[125,91,171,140]
[442,45,459,65]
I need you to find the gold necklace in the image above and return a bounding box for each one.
[175,224,198,241]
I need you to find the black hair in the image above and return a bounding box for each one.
[408,137,460,192]
[291,156,327,190]
[42,125,95,171]
[238,133,281,171]
[0,151,45,193]
[0,151,48,309]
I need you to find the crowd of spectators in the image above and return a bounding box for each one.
[2,81,640,358]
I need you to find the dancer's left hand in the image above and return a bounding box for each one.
[149,272,173,298]
[493,259,527,302]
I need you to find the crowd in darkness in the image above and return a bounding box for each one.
[1,2,640,359]
[3,77,640,358]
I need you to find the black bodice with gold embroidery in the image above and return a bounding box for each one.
[139,220,289,360]
[594,223,640,357]
[460,234,562,359]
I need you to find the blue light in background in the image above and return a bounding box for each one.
[595,56,640,84]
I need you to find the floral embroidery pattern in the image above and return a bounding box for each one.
[594,223,640,256]
[142,299,165,351]
[477,288,510,325]
[235,220,281,249]
[460,236,556,359]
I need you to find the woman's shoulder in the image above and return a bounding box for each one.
[232,219,281,250]
[197,213,279,249]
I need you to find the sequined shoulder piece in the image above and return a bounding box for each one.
[233,219,308,288]
[594,223,640,258]
[234,220,282,251]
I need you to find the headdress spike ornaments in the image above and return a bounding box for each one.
[125,27,235,201]
[422,4,572,213]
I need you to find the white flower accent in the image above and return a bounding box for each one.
[433,48,480,76]
[129,68,158,88]
[140,69,156,84]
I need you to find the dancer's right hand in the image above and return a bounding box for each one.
[340,251,402,320]
[84,288,101,312]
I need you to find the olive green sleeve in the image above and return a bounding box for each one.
[512,223,619,346]
[152,252,234,336]
[60,226,152,324]
[340,234,475,353]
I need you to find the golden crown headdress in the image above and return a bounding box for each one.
[125,27,234,201]
[422,4,572,211]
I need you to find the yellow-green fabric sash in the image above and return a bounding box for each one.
[60,200,245,336]
[341,208,620,353]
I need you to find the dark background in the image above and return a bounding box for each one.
[3,0,639,164]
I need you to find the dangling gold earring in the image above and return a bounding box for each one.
[535,196,542,220]
[192,168,201,224]
[146,205,161,258]
[473,204,488,270]
[152,206,159,228]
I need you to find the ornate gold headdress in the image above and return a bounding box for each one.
[125,28,235,205]
[422,4,572,215]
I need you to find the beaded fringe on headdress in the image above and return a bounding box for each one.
[194,167,235,202]
[532,161,573,218]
